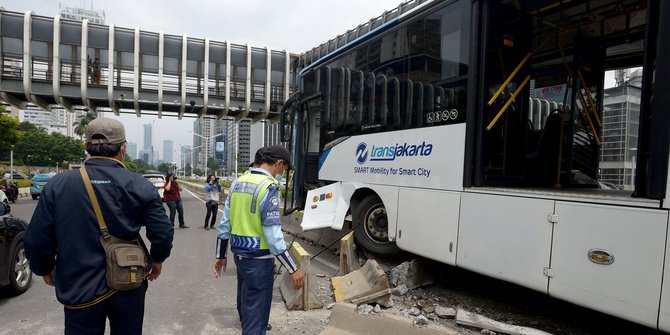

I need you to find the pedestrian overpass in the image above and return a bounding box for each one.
[0,10,296,121]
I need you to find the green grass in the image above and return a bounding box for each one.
[15,179,32,188]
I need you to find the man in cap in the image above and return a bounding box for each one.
[25,118,174,335]
[213,145,304,334]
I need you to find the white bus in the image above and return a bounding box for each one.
[280,0,670,330]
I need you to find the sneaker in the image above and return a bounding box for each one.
[179,225,189,228]
[205,226,210,230]
[266,324,272,331]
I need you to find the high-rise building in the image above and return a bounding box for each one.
[139,150,151,165]
[140,123,154,165]
[22,105,68,135]
[163,140,174,164]
[20,104,88,138]
[180,145,193,174]
[213,119,229,170]
[250,121,281,157]
[227,119,251,176]
[126,142,138,160]
[193,118,210,170]
[598,69,642,191]
[193,117,229,172]
[143,124,153,152]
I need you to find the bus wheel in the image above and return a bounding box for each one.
[353,195,400,255]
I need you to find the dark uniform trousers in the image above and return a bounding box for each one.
[64,281,148,335]
[234,255,274,335]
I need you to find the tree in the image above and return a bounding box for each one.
[207,156,221,175]
[13,123,85,170]
[123,158,142,173]
[130,159,152,174]
[157,162,176,175]
[0,113,24,153]
[73,111,97,139]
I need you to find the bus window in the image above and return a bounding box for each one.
[348,70,364,129]
[387,76,401,130]
[407,0,469,128]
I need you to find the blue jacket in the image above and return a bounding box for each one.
[24,157,173,306]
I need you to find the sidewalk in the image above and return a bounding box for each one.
[18,187,29,197]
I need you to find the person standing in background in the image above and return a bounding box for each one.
[204,174,221,230]
[164,172,188,228]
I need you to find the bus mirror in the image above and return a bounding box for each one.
[280,109,291,142]
[279,93,300,143]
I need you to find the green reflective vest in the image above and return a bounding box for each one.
[229,171,278,250]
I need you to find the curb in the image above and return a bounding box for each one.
[320,303,457,335]
[18,187,30,198]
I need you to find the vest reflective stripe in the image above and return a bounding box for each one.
[250,178,272,213]
[229,172,278,250]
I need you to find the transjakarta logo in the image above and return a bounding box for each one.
[356,143,368,165]
[355,141,433,163]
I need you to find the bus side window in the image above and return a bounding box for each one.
[414,82,424,128]
[387,76,401,130]
[375,74,387,128]
[401,79,414,129]
[349,70,364,129]
[361,72,376,130]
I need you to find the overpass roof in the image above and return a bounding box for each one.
[0,10,299,121]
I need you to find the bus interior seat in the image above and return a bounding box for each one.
[526,110,562,186]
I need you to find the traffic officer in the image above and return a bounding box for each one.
[213,145,304,335]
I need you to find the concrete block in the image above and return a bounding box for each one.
[278,242,324,310]
[337,231,361,276]
[331,259,392,307]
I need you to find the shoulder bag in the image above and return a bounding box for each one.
[80,167,148,291]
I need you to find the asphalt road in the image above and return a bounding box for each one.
[0,188,338,335]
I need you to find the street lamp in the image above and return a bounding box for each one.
[178,143,203,178]
[188,130,223,179]
[26,155,31,175]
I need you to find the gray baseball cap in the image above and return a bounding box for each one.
[85,118,126,144]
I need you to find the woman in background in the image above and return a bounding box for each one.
[203,174,221,230]
[164,172,188,228]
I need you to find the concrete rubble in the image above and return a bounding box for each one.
[389,259,434,292]
[456,309,552,335]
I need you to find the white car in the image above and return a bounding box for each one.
[143,174,166,197]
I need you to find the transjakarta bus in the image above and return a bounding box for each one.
[279,0,670,330]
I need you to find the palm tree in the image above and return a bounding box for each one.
[73,111,97,139]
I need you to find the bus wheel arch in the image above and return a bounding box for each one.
[351,191,401,255]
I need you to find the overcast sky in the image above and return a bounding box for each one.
[2,0,404,160]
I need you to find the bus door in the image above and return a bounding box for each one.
[474,0,533,187]
[281,69,322,213]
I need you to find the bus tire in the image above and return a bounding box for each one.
[353,195,400,256]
